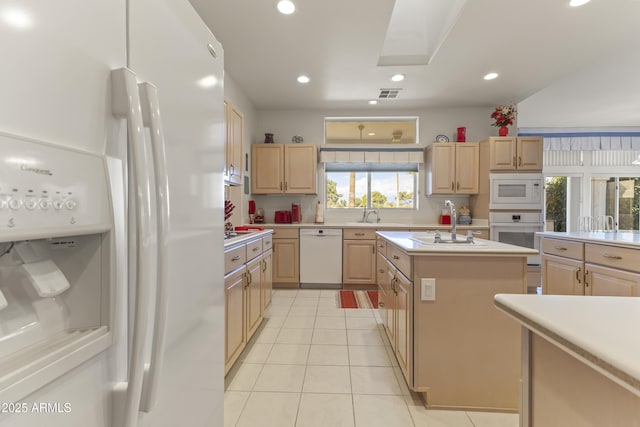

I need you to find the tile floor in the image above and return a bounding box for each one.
[224,289,519,427]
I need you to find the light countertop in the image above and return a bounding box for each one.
[248,220,489,230]
[376,231,537,256]
[537,231,640,248]
[223,229,272,249]
[494,294,640,398]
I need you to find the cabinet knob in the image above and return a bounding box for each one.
[378,301,385,307]
[231,255,241,261]
[451,181,455,191]
[602,253,622,260]
[576,267,581,283]
[355,232,365,236]
[393,255,400,260]
[518,156,522,166]
[554,246,568,251]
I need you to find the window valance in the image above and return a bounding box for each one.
[519,127,640,151]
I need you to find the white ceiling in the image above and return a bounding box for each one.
[190,0,640,126]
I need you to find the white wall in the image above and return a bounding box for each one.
[249,106,498,224]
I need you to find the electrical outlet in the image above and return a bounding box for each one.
[421,278,436,301]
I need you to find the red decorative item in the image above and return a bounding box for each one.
[499,126,509,137]
[456,127,466,142]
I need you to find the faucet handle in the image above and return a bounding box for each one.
[434,231,441,242]
[466,230,474,243]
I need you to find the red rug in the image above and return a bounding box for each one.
[338,290,378,309]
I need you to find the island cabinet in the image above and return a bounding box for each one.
[224,233,273,374]
[261,237,273,311]
[343,228,377,286]
[377,248,412,379]
[485,136,542,171]
[425,142,479,195]
[251,144,317,194]
[541,236,640,296]
[377,231,529,411]
[270,228,299,288]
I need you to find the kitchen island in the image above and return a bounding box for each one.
[495,294,640,426]
[375,231,537,412]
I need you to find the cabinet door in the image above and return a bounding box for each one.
[272,238,299,284]
[427,143,456,194]
[223,101,230,180]
[384,258,397,350]
[284,144,317,194]
[542,254,584,295]
[343,240,376,284]
[261,250,273,312]
[489,137,516,170]
[394,271,412,382]
[455,143,479,194]
[225,268,246,370]
[585,263,640,297]
[228,104,243,184]
[246,258,263,339]
[516,137,542,171]
[377,252,391,335]
[251,144,284,194]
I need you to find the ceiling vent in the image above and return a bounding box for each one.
[378,88,402,99]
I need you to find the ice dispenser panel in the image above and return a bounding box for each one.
[0,133,114,403]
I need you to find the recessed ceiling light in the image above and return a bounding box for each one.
[569,0,591,7]
[197,75,218,88]
[367,132,376,136]
[484,72,499,80]
[368,100,378,105]
[297,75,310,84]
[277,0,296,14]
[391,74,405,82]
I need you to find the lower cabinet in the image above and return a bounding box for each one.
[343,228,377,286]
[270,228,299,287]
[378,252,413,381]
[261,249,273,312]
[541,236,640,297]
[224,234,273,374]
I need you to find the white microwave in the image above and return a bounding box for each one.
[489,173,543,210]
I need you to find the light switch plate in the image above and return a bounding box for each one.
[421,278,436,301]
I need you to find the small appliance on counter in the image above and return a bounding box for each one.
[274,210,292,224]
[254,208,265,223]
[291,203,301,223]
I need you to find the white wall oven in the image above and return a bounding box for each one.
[490,211,543,265]
[489,173,543,210]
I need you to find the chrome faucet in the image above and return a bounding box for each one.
[362,207,381,223]
[445,200,457,241]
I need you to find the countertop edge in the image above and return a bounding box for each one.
[223,229,273,249]
[494,294,640,398]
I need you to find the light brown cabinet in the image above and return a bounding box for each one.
[251,144,317,194]
[488,136,542,171]
[541,236,640,296]
[224,234,273,374]
[270,228,299,287]
[343,228,377,286]
[378,251,413,381]
[426,142,479,195]
[224,101,243,185]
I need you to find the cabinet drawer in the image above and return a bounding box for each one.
[246,239,262,261]
[262,235,273,251]
[344,228,377,240]
[585,243,640,273]
[224,245,246,275]
[386,243,411,278]
[270,228,299,239]
[542,238,584,260]
[376,238,387,258]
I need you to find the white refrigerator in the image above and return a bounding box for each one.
[0,0,224,426]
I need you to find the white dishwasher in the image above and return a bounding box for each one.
[299,228,343,288]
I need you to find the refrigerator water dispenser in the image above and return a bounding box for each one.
[0,133,114,404]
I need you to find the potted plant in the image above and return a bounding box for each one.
[490,105,516,136]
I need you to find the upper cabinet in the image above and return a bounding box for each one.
[426,142,479,195]
[488,136,542,171]
[224,101,243,185]
[251,144,317,194]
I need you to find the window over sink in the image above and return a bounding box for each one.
[326,170,416,209]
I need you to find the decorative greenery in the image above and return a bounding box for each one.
[490,105,517,127]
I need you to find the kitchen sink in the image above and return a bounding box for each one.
[409,236,487,246]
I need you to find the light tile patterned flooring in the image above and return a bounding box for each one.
[224,289,519,427]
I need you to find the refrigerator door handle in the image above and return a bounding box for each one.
[111,68,156,427]
[138,82,170,413]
